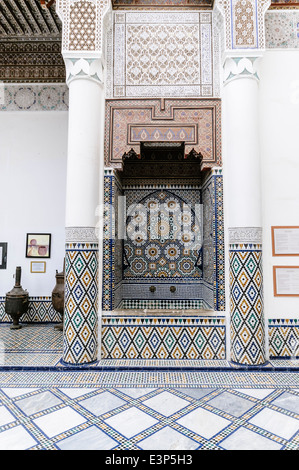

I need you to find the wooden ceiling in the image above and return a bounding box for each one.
[0,0,61,40]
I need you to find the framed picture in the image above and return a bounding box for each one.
[273,266,299,297]
[30,261,46,273]
[0,243,7,269]
[271,226,299,256]
[26,233,51,259]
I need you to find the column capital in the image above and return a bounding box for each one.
[214,0,271,53]
[223,55,262,85]
[63,55,104,85]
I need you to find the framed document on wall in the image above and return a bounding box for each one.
[273,266,299,297]
[0,243,7,269]
[272,226,299,256]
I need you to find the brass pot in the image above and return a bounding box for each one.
[5,267,29,329]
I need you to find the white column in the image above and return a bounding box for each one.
[223,57,262,229]
[63,58,105,365]
[223,55,266,365]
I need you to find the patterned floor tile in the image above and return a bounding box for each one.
[249,408,299,440]
[177,407,232,439]
[138,426,200,450]
[0,425,37,450]
[33,406,87,439]
[219,426,282,450]
[117,388,156,399]
[234,388,275,400]
[104,407,159,439]
[270,391,299,415]
[0,371,298,450]
[206,391,255,417]
[56,425,119,450]
[79,391,126,417]
[143,391,189,417]
[1,388,39,398]
[0,405,16,426]
[58,388,97,399]
[177,388,215,400]
[15,390,62,416]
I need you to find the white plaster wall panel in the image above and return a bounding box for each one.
[0,111,68,297]
[109,10,217,99]
[259,50,299,319]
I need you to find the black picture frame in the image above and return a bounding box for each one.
[25,233,51,259]
[0,243,7,269]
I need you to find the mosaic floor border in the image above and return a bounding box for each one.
[0,370,299,388]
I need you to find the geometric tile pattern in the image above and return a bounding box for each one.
[0,297,61,324]
[0,379,298,449]
[103,170,115,311]
[63,243,99,365]
[230,245,266,366]
[202,169,225,311]
[102,168,225,314]
[268,319,299,358]
[123,188,203,280]
[0,324,62,367]
[101,316,226,360]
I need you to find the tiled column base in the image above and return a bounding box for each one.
[101,315,226,360]
[63,238,99,364]
[230,241,266,365]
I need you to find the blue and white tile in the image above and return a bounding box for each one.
[104,407,159,439]
[138,426,200,450]
[249,408,299,440]
[58,388,98,399]
[33,406,87,439]
[219,426,282,450]
[15,390,62,416]
[143,391,190,417]
[206,391,255,417]
[177,407,232,439]
[0,405,16,426]
[79,391,126,416]
[117,388,156,399]
[57,425,119,450]
[270,391,299,415]
[234,388,275,400]
[0,425,38,450]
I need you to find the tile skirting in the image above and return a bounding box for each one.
[101,315,226,360]
[0,297,61,323]
[268,319,299,358]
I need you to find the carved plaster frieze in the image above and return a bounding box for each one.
[214,0,271,52]
[228,227,262,244]
[56,0,110,53]
[65,226,99,243]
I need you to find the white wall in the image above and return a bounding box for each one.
[259,50,299,319]
[0,111,68,297]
